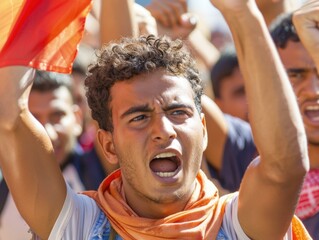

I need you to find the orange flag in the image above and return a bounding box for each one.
[0,0,92,73]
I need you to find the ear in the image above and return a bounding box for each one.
[200,113,208,151]
[97,129,119,165]
[72,104,83,137]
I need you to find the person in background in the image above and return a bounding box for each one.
[72,48,119,178]
[203,45,256,193]
[270,12,319,239]
[29,71,85,189]
[210,45,248,122]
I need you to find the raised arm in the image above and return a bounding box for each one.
[100,0,138,44]
[0,0,92,238]
[0,67,66,239]
[209,0,308,239]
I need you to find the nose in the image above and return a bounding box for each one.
[44,123,58,142]
[151,113,177,143]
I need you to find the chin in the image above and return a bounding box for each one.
[306,132,319,146]
[154,187,190,203]
[308,139,319,146]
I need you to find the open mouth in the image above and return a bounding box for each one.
[304,105,319,123]
[150,152,181,178]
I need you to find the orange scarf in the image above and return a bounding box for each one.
[84,170,232,240]
[292,216,313,239]
[84,170,311,239]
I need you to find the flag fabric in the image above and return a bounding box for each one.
[0,0,92,73]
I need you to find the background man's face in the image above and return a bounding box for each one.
[215,68,249,122]
[29,86,82,165]
[278,41,319,145]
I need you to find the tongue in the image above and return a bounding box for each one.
[150,158,177,172]
[306,110,319,121]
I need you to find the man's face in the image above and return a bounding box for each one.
[215,68,249,122]
[278,41,319,145]
[101,69,207,209]
[29,86,82,165]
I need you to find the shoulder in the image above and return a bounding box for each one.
[48,184,111,239]
[218,193,250,240]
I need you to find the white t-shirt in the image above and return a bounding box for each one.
[48,185,293,240]
[0,193,33,240]
[0,166,85,240]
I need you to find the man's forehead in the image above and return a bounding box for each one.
[279,42,314,67]
[110,79,195,116]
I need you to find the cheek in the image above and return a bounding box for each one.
[179,122,205,155]
[113,129,147,165]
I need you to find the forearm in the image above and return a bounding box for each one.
[225,7,307,175]
[100,0,138,45]
[201,95,228,171]
[218,4,308,239]
[0,67,66,239]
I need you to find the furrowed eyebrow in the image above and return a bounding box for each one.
[232,86,245,95]
[120,102,194,119]
[286,68,314,74]
[120,104,153,119]
[162,103,194,112]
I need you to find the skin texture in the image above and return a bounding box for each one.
[97,69,207,218]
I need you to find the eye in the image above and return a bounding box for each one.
[171,109,188,116]
[169,109,192,121]
[287,71,306,85]
[50,111,65,124]
[130,114,148,122]
[288,72,304,80]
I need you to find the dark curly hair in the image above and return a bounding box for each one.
[269,12,300,49]
[85,35,203,131]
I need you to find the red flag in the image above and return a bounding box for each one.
[0,0,92,73]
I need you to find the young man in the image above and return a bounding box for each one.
[0,0,314,239]
[270,12,319,239]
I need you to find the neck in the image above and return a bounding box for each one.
[308,144,319,169]
[123,181,196,219]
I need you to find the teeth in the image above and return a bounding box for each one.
[306,105,319,111]
[154,152,176,159]
[155,171,176,177]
